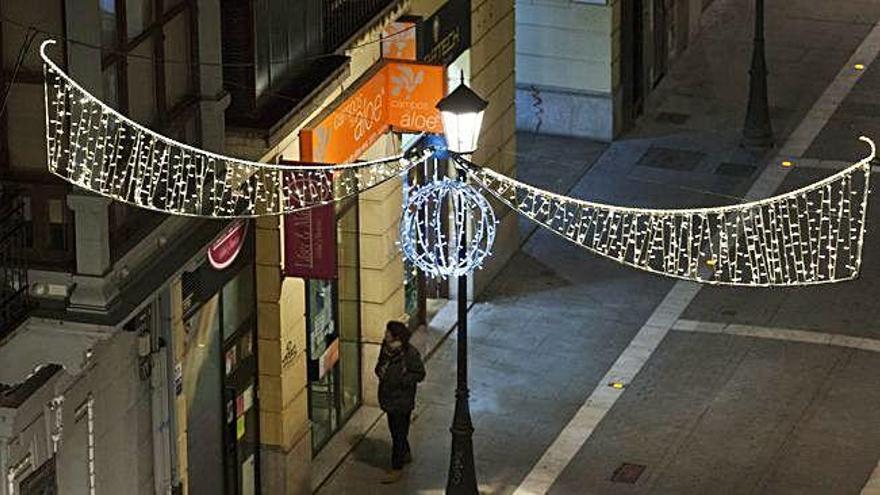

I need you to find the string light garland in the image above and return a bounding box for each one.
[40,40,429,218]
[38,39,876,287]
[460,139,874,287]
[400,176,496,278]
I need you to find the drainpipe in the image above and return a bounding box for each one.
[151,292,176,495]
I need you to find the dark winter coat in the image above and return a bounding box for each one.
[375,343,426,413]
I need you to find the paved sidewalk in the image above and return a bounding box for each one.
[318,0,880,493]
[547,0,880,493]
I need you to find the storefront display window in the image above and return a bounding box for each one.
[307,198,361,453]
[337,200,361,421]
[402,133,431,322]
[307,278,339,450]
[179,229,257,495]
[183,295,224,495]
[222,268,255,340]
[221,269,258,495]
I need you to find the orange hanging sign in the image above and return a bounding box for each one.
[386,62,444,134]
[300,60,445,163]
[382,21,418,61]
[300,72,387,164]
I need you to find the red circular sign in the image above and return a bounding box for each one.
[208,219,248,270]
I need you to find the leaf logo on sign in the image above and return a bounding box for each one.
[389,37,408,58]
[391,66,424,98]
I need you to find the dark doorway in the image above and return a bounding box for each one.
[20,458,56,495]
[653,0,669,86]
[621,0,646,129]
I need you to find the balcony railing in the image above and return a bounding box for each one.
[0,188,30,337]
[324,0,398,51]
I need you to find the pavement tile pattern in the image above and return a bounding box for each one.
[319,0,880,493]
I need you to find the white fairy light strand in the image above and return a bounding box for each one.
[461,140,874,287]
[400,176,496,278]
[40,40,429,218]
[36,41,877,287]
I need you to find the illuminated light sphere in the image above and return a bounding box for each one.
[400,178,496,278]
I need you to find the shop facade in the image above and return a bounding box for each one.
[291,196,363,452]
[171,220,259,494]
[248,0,517,489]
[289,55,447,453]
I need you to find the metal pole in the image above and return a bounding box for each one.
[446,274,478,494]
[447,155,478,494]
[742,0,774,149]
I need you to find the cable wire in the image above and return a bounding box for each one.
[0,11,417,68]
[0,26,37,117]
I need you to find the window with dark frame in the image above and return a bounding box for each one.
[0,2,75,270]
[13,183,75,270]
[99,0,199,263]
[19,457,57,495]
[0,0,199,268]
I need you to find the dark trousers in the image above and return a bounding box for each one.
[387,411,412,469]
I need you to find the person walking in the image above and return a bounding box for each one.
[375,320,426,484]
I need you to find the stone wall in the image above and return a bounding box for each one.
[516,0,619,140]
[516,0,710,140]
[4,333,154,495]
[470,0,519,296]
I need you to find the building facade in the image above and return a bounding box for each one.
[0,0,231,494]
[516,0,713,140]
[223,0,516,490]
[0,0,516,494]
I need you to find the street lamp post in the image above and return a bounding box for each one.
[436,75,488,495]
[742,0,774,149]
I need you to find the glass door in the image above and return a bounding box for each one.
[306,278,339,451]
[181,263,258,495]
[401,134,430,328]
[336,198,361,421]
[183,295,224,495]
[220,268,258,495]
[306,197,362,453]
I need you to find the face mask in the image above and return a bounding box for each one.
[388,340,403,349]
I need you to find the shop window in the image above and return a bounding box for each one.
[221,268,254,341]
[307,198,361,453]
[307,278,339,451]
[179,260,258,495]
[184,295,225,495]
[404,261,419,325]
[336,200,361,420]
